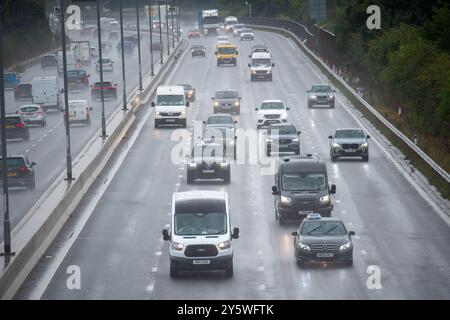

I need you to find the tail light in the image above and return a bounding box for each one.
[18,166,29,173]
[15,123,25,128]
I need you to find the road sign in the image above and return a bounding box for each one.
[309,0,327,20]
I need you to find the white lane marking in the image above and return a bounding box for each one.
[175,182,180,187]
[178,174,183,178]
[38,139,43,142]
[146,284,154,292]
[335,200,341,204]
[258,284,266,290]
[25,149,30,153]
[32,144,36,147]
[258,250,262,255]
[361,250,368,255]
[155,251,162,256]
[353,235,360,240]
[257,266,264,272]
[151,267,158,273]
[342,210,347,214]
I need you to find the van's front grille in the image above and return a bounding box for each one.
[185,245,218,257]
[160,112,181,117]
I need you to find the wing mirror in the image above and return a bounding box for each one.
[234,120,238,124]
[330,184,336,194]
[272,186,280,195]
[254,107,258,111]
[348,231,355,236]
[328,135,333,139]
[31,162,37,167]
[248,63,251,67]
[297,131,301,135]
[186,101,190,107]
[366,135,371,139]
[307,90,311,93]
[214,51,217,55]
[286,107,290,110]
[151,102,155,107]
[202,121,206,125]
[162,229,170,241]
[90,106,93,111]
[232,227,240,239]
[272,63,275,67]
[291,231,298,236]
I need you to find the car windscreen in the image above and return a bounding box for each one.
[335,130,364,139]
[300,221,347,236]
[260,102,284,109]
[311,85,332,93]
[218,47,236,54]
[192,145,224,158]
[20,106,39,113]
[207,116,233,125]
[269,126,296,135]
[98,58,111,63]
[282,173,327,191]
[241,29,252,33]
[42,56,56,63]
[17,84,31,91]
[251,58,271,67]
[0,157,26,168]
[192,45,204,49]
[174,212,227,236]
[203,128,233,140]
[156,94,185,106]
[5,117,22,125]
[67,70,83,78]
[215,91,238,99]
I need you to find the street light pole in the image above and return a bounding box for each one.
[176,0,180,42]
[165,0,170,56]
[96,0,107,137]
[245,1,252,18]
[148,0,154,76]
[158,2,163,64]
[59,0,73,184]
[171,3,175,48]
[136,0,143,91]
[119,0,127,110]
[0,3,14,257]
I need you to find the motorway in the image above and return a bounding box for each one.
[1,27,168,242]
[16,27,450,299]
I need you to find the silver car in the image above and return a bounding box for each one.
[307,84,336,108]
[328,128,370,162]
[204,114,237,131]
[212,90,241,114]
[17,104,46,127]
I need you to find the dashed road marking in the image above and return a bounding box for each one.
[151,267,158,273]
[25,149,30,153]
[257,266,264,272]
[361,250,368,255]
[335,200,341,204]
[155,251,162,256]
[258,284,266,290]
[146,284,154,292]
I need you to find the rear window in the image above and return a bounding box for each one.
[5,117,22,125]
[0,157,26,168]
[20,106,39,113]
[42,56,56,62]
[94,82,112,87]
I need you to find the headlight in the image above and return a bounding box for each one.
[292,138,299,142]
[220,162,229,167]
[266,137,272,142]
[281,195,292,205]
[339,242,352,251]
[181,111,186,115]
[319,194,330,204]
[266,70,271,74]
[188,91,193,96]
[310,95,317,99]
[188,162,197,168]
[361,142,368,148]
[257,113,265,119]
[218,240,231,250]
[214,102,219,107]
[234,101,240,106]
[297,242,311,251]
[281,112,287,119]
[333,143,341,148]
[252,70,256,74]
[155,111,160,115]
[329,95,334,99]
[171,242,184,251]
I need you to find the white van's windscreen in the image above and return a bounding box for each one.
[252,58,271,67]
[174,212,227,236]
[282,173,327,191]
[156,95,185,106]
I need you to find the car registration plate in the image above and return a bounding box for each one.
[202,169,215,173]
[318,100,328,104]
[193,260,210,265]
[299,210,313,215]
[317,253,334,258]
[5,125,15,129]
[7,173,17,177]
[165,119,175,123]
[344,149,355,153]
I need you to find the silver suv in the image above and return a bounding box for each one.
[307,85,336,108]
[328,128,370,162]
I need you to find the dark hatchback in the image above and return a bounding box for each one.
[187,144,230,184]
[292,213,355,267]
[0,114,30,141]
[67,70,90,91]
[0,155,36,190]
[266,123,301,156]
[191,45,206,57]
[40,54,57,69]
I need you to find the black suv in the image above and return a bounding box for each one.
[187,144,231,184]
[0,155,36,190]
[266,123,301,156]
[271,154,336,224]
[0,114,30,141]
[292,213,355,267]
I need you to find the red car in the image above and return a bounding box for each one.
[188,29,200,39]
[90,81,118,100]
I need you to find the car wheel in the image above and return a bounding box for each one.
[223,172,231,184]
[170,262,178,278]
[154,120,159,128]
[29,180,36,191]
[345,259,353,267]
[224,263,233,278]
[296,259,305,268]
[24,131,30,141]
[250,76,254,82]
[187,171,194,184]
[266,147,271,156]
[363,155,369,162]
[331,154,337,162]
[235,107,240,115]
[42,121,47,127]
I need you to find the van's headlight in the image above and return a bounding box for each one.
[214,102,219,107]
[319,194,330,204]
[252,70,256,74]
[181,111,186,115]
[281,196,292,205]
[339,242,352,251]
[171,242,184,251]
[234,101,240,106]
[297,242,311,251]
[218,240,231,250]
[310,95,317,99]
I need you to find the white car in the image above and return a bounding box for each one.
[255,100,289,129]
[240,28,255,41]
[232,24,245,37]
[217,35,230,45]
[96,57,114,72]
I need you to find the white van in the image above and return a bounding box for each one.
[224,16,238,32]
[248,51,275,81]
[151,85,188,128]
[31,76,61,111]
[67,99,92,125]
[162,191,239,278]
[57,51,79,74]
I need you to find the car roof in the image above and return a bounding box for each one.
[68,99,88,104]
[261,99,283,103]
[335,128,363,132]
[174,190,226,201]
[251,52,271,59]
[208,114,233,118]
[157,85,185,95]
[302,216,344,223]
[279,155,326,173]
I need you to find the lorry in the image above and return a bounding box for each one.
[145,5,167,30]
[198,9,220,35]
[67,41,91,66]
[57,50,79,74]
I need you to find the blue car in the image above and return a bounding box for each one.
[4,72,21,89]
